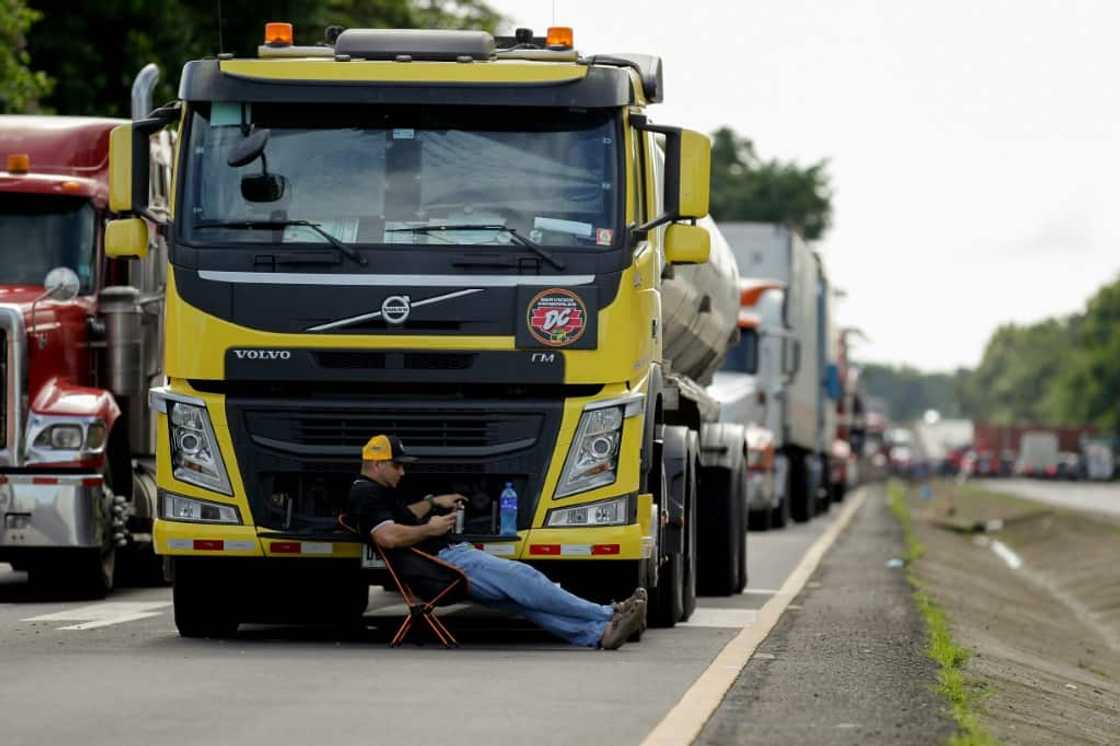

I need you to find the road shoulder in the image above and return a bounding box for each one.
[696,485,954,745]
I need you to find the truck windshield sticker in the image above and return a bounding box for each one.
[526,288,588,347]
[211,102,244,127]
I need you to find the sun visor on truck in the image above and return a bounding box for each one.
[515,286,598,350]
[178,60,632,108]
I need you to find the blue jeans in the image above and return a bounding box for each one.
[438,543,613,647]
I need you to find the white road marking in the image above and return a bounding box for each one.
[739,588,778,596]
[679,608,759,629]
[990,539,1023,570]
[23,602,172,631]
[642,488,868,746]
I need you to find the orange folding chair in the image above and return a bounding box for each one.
[338,514,469,648]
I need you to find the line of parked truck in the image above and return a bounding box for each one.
[0,24,872,636]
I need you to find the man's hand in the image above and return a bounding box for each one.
[432,493,467,510]
[426,513,457,536]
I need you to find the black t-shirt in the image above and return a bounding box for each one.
[346,475,450,554]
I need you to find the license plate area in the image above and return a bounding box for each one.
[360,543,385,569]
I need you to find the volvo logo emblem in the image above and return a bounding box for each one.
[233,349,291,360]
[381,295,412,325]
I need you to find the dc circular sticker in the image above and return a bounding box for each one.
[527,288,588,347]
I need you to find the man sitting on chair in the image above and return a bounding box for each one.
[349,434,647,649]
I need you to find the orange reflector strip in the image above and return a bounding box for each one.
[61,180,82,192]
[529,544,561,556]
[6,153,30,174]
[270,541,301,554]
[81,477,103,487]
[193,539,224,551]
[546,26,573,48]
[32,477,58,485]
[591,544,620,555]
[264,21,293,46]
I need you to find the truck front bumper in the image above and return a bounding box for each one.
[0,473,106,554]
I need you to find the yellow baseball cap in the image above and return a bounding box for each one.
[361,434,418,463]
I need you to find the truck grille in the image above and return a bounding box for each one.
[243,409,541,456]
[225,396,563,533]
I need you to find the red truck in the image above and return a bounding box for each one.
[0,71,171,594]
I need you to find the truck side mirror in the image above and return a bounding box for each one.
[108,124,133,213]
[674,129,711,219]
[105,218,149,260]
[108,104,179,222]
[632,119,711,228]
[43,267,80,301]
[664,223,710,264]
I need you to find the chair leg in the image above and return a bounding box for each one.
[426,612,459,647]
[390,614,414,647]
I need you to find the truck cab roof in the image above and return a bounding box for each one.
[178,26,661,109]
[0,116,126,202]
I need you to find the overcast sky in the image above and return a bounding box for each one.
[488,0,1120,371]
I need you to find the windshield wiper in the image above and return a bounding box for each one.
[193,220,368,266]
[385,224,565,270]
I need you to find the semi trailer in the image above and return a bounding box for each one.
[105,23,752,636]
[0,68,172,594]
[721,223,838,522]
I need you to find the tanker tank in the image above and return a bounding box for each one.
[661,216,741,385]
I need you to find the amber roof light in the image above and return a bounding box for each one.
[546,26,573,49]
[264,22,293,46]
[6,153,30,174]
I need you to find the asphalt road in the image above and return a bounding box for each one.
[972,478,1120,518]
[0,506,839,746]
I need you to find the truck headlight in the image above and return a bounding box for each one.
[161,491,241,524]
[168,401,232,495]
[546,495,631,527]
[555,394,643,498]
[34,424,84,450]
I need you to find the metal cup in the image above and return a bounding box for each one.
[454,508,465,534]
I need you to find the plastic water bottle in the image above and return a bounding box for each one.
[499,482,518,536]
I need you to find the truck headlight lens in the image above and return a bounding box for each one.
[168,401,232,495]
[34,424,84,450]
[546,495,631,527]
[161,492,241,524]
[555,395,642,498]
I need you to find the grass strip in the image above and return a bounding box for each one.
[887,481,1001,746]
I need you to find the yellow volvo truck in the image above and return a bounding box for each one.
[105,24,750,637]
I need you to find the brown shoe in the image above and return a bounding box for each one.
[599,599,647,650]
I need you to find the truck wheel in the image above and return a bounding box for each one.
[789,453,813,523]
[79,545,116,598]
[649,551,683,628]
[697,465,740,596]
[748,507,772,531]
[680,452,698,622]
[173,560,239,639]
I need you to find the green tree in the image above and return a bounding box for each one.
[860,363,969,423]
[709,126,833,239]
[27,1,502,117]
[954,318,1075,426]
[1048,274,1120,432]
[0,0,51,112]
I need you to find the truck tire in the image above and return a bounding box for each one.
[680,446,698,622]
[748,505,772,531]
[173,560,239,639]
[79,546,116,598]
[771,455,792,529]
[649,551,683,628]
[789,452,813,523]
[697,464,743,596]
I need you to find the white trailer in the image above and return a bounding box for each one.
[720,223,837,522]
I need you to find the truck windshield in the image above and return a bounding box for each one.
[0,195,95,293]
[722,329,758,374]
[180,103,620,250]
